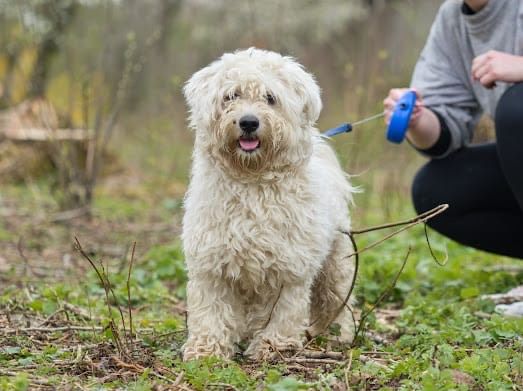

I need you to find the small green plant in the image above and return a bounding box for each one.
[181,356,256,390]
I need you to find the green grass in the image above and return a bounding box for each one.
[0,181,522,390]
[1,228,522,389]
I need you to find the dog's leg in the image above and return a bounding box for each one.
[308,231,357,344]
[244,280,312,360]
[183,277,244,361]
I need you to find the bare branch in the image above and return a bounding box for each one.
[127,241,136,339]
[353,247,411,345]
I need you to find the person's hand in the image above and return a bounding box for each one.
[383,88,423,129]
[384,88,441,149]
[471,50,523,89]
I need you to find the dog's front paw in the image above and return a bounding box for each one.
[183,336,235,361]
[244,335,302,361]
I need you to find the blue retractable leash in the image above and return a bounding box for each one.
[323,90,417,143]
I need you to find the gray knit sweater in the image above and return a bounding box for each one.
[411,0,523,157]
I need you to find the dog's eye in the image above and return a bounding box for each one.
[224,92,240,102]
[266,94,276,105]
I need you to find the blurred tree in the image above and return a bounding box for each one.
[0,0,443,211]
[0,0,77,104]
[156,0,183,54]
[0,2,26,108]
[0,42,19,108]
[27,0,77,98]
[181,0,369,52]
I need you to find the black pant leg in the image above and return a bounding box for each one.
[412,144,523,259]
[495,82,523,210]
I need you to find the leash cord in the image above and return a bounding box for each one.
[342,204,449,259]
[307,203,449,346]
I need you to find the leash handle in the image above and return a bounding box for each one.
[386,90,416,143]
[323,123,353,138]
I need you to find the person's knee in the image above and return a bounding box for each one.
[495,83,523,136]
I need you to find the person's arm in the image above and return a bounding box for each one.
[406,107,441,150]
[385,3,482,158]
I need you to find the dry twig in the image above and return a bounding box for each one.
[353,247,411,344]
[284,357,341,365]
[74,237,128,357]
[302,350,344,360]
[345,204,448,257]
[344,350,353,389]
[127,242,136,339]
[208,383,239,391]
[1,326,104,334]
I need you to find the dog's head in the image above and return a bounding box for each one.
[184,48,322,175]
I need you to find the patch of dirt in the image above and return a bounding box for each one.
[0,185,181,285]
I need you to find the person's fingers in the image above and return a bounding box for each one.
[384,88,422,126]
[479,72,497,88]
[472,50,496,68]
[389,88,409,100]
[386,88,417,107]
[383,96,397,110]
[409,105,425,128]
[385,100,422,126]
[410,87,422,99]
[472,52,489,75]
[472,62,491,81]
[411,106,422,118]
[384,96,396,106]
[472,50,503,83]
[384,89,400,114]
[384,111,393,125]
[407,88,423,107]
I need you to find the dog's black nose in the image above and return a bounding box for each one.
[239,115,259,133]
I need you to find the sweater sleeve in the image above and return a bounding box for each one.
[410,2,482,158]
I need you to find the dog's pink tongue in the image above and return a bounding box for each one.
[239,138,260,151]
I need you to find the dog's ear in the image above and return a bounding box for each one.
[301,74,322,124]
[183,61,219,129]
[284,59,322,125]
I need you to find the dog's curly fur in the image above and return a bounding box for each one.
[182,48,356,361]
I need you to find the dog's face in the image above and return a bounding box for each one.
[184,48,322,174]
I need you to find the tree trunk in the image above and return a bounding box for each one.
[27,1,78,99]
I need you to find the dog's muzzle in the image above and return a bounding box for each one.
[238,115,260,152]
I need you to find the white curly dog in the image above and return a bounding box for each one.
[182,48,356,361]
